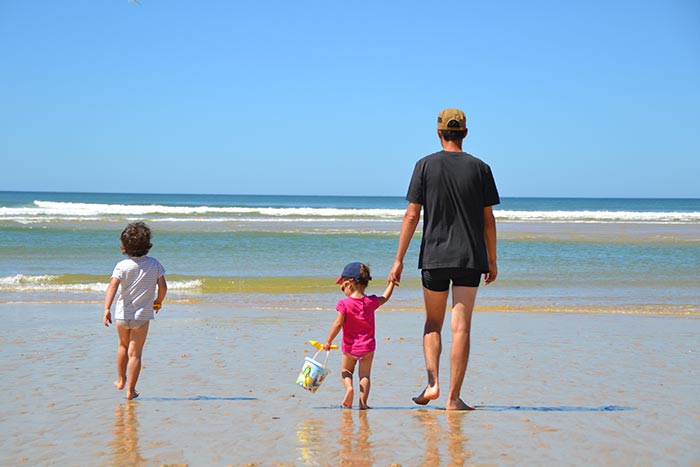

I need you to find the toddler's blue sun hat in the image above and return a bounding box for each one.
[336,262,371,284]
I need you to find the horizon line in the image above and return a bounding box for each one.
[1,190,698,201]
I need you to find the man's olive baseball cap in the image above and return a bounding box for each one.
[437,108,467,131]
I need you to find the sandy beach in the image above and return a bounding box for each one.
[1,302,698,466]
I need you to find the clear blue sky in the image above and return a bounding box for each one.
[1,0,698,198]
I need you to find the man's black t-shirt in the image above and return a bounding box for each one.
[406,150,500,272]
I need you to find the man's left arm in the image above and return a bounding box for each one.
[483,205,498,284]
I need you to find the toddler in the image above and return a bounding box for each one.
[103,221,167,400]
[324,262,395,409]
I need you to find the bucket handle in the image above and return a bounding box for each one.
[312,349,331,369]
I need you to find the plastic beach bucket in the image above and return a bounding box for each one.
[296,350,330,393]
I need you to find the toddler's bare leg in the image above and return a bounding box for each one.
[126,322,150,400]
[357,351,374,409]
[341,354,357,408]
[114,325,130,390]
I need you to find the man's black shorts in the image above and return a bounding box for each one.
[421,268,482,291]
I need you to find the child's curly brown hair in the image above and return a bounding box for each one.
[120,221,153,257]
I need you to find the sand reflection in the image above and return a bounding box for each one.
[445,412,472,466]
[296,416,326,465]
[108,402,146,466]
[295,410,376,466]
[414,410,472,466]
[337,409,375,466]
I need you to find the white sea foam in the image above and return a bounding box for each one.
[29,201,404,218]
[0,275,202,293]
[0,274,59,285]
[0,201,404,221]
[168,280,203,290]
[0,201,698,224]
[497,210,700,223]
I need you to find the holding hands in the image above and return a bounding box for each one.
[388,259,403,286]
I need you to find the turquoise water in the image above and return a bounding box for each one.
[0,191,698,313]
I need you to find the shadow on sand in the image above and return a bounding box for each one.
[316,404,634,412]
[137,395,258,402]
[476,405,634,412]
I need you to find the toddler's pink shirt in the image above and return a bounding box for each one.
[336,295,380,355]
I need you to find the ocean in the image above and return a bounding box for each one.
[0,191,698,314]
[2,191,700,466]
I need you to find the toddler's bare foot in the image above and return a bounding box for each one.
[114,379,126,390]
[412,385,439,405]
[126,390,140,400]
[359,403,371,410]
[342,387,354,408]
[446,398,474,411]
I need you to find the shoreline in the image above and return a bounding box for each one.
[1,297,698,317]
[4,220,700,243]
[498,221,700,243]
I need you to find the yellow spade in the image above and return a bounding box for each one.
[307,340,338,350]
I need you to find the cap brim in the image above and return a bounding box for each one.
[335,276,343,284]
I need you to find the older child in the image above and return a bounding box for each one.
[324,262,395,409]
[103,221,167,400]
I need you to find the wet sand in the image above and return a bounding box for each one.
[1,302,699,466]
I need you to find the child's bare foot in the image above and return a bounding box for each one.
[342,387,354,408]
[359,403,370,410]
[412,385,439,405]
[114,379,126,390]
[126,390,140,400]
[446,398,474,411]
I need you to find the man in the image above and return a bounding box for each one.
[389,108,499,410]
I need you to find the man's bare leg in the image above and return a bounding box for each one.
[413,288,449,405]
[446,286,478,410]
[126,321,149,400]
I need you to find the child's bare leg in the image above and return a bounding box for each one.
[114,325,131,390]
[341,354,357,408]
[126,322,150,400]
[357,351,374,409]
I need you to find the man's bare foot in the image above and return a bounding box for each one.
[126,390,140,400]
[412,385,439,405]
[342,388,354,408]
[114,379,126,390]
[446,398,474,411]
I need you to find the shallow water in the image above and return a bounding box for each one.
[1,303,698,466]
[2,193,699,313]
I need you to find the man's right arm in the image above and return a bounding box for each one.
[389,202,421,285]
